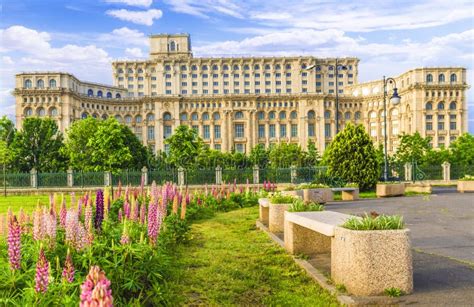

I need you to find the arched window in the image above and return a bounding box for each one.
[344,112,351,120]
[202,112,210,120]
[169,41,176,51]
[191,65,197,71]
[164,65,171,71]
[180,113,188,121]
[235,111,244,119]
[24,108,32,117]
[117,68,124,73]
[425,102,433,110]
[426,74,433,83]
[87,89,94,97]
[290,111,297,119]
[213,112,220,120]
[269,111,276,119]
[450,73,457,83]
[92,113,98,119]
[50,107,58,117]
[180,65,187,71]
[82,112,88,119]
[125,115,132,123]
[254,64,260,70]
[355,111,361,120]
[437,102,445,110]
[37,79,44,88]
[115,115,122,122]
[265,64,271,70]
[127,68,133,74]
[138,68,143,74]
[243,65,249,70]
[285,64,292,69]
[233,65,239,70]
[106,92,112,98]
[163,112,172,120]
[279,111,286,120]
[328,66,334,71]
[102,114,108,120]
[275,64,281,70]
[449,102,456,110]
[324,110,331,119]
[212,65,219,71]
[135,115,142,123]
[369,111,377,119]
[258,111,265,120]
[49,79,56,88]
[115,93,121,99]
[308,110,316,119]
[438,74,445,83]
[191,112,198,120]
[147,113,155,122]
[202,65,208,70]
[24,79,32,88]
[97,90,103,98]
[223,65,229,70]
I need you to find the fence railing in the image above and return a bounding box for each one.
[0,163,472,189]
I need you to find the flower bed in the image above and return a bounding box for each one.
[268,194,298,233]
[0,181,260,305]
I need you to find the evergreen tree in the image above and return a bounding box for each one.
[324,123,380,190]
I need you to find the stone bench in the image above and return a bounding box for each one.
[284,211,413,296]
[331,187,359,200]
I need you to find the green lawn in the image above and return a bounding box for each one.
[333,190,377,201]
[0,194,74,215]
[168,206,339,306]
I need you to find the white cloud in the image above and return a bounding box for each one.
[1,56,14,65]
[106,8,162,26]
[104,0,153,7]
[163,0,243,19]
[125,47,144,57]
[99,27,148,46]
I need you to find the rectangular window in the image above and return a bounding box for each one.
[286,81,291,85]
[276,73,281,78]
[302,72,307,77]
[426,122,433,130]
[213,89,219,94]
[256,89,261,94]
[244,73,250,78]
[329,82,334,86]
[181,90,187,94]
[192,125,198,133]
[165,74,171,79]
[316,74,322,79]
[316,82,322,86]
[166,82,172,86]
[213,81,219,86]
[265,81,271,85]
[203,74,208,78]
[302,88,307,92]
[286,73,291,77]
[214,144,221,151]
[128,77,134,81]
[192,82,198,86]
[308,123,315,137]
[280,124,287,137]
[181,82,187,86]
[164,144,170,154]
[325,123,332,138]
[213,74,218,78]
[302,80,308,85]
[235,124,244,138]
[450,122,456,130]
[235,143,245,153]
[147,126,154,140]
[165,90,171,94]
[203,125,210,139]
[438,122,445,130]
[163,125,172,139]
[203,82,208,86]
[255,73,260,78]
[276,81,281,85]
[265,73,271,78]
[234,74,239,78]
[255,81,261,85]
[192,74,197,78]
[258,125,265,138]
[291,124,298,137]
[223,74,229,78]
[269,124,276,138]
[214,125,221,139]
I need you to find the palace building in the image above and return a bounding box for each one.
[13,33,469,154]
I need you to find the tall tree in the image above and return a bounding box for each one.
[165,125,203,169]
[0,116,15,144]
[63,117,100,171]
[449,133,474,166]
[323,123,380,190]
[268,142,304,168]
[303,141,321,167]
[249,144,269,168]
[395,132,431,164]
[11,118,67,172]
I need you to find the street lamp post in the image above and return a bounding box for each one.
[382,76,401,181]
[306,58,347,134]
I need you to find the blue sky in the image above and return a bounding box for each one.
[1,0,473,132]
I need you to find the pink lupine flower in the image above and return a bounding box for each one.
[45,209,57,246]
[118,208,123,222]
[80,266,113,307]
[62,249,75,283]
[18,208,29,234]
[70,192,76,210]
[76,222,88,250]
[60,199,67,228]
[35,247,49,293]
[65,209,78,246]
[85,203,93,231]
[8,215,21,270]
[33,207,42,241]
[120,222,130,245]
[77,199,83,220]
[147,202,158,246]
[139,203,146,224]
[87,219,94,245]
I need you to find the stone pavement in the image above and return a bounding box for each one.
[325,188,474,305]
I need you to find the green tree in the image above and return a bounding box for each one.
[268,143,304,168]
[323,123,380,190]
[63,117,100,171]
[303,141,321,166]
[11,118,68,172]
[165,125,203,169]
[395,132,431,164]
[449,133,474,166]
[249,144,269,168]
[119,124,149,170]
[0,116,15,144]
[87,118,133,172]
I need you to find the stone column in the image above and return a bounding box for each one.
[30,168,38,188]
[178,167,185,187]
[215,165,222,185]
[67,167,74,187]
[290,165,297,184]
[222,111,229,152]
[104,171,111,186]
[404,163,412,182]
[141,166,148,186]
[253,165,260,184]
[442,162,451,182]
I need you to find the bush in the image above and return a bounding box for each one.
[342,214,405,230]
[269,193,297,204]
[288,200,324,212]
[297,183,329,189]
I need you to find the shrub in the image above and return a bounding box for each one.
[269,193,297,204]
[459,175,474,181]
[342,214,405,230]
[288,200,324,212]
[384,287,404,297]
[297,183,329,189]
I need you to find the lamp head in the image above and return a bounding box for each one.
[305,64,316,70]
[390,87,401,105]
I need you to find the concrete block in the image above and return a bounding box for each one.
[268,203,290,233]
[284,212,331,255]
[457,180,474,193]
[376,183,405,197]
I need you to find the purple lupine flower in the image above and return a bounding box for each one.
[62,249,75,283]
[8,215,21,270]
[60,199,67,228]
[147,202,158,246]
[123,201,130,220]
[35,247,49,293]
[95,189,104,230]
[80,266,113,307]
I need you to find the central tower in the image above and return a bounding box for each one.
[149,33,192,59]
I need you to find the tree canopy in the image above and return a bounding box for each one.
[165,125,203,169]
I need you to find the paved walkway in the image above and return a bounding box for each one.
[326,188,474,305]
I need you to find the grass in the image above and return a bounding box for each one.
[404,191,431,196]
[0,194,74,215]
[168,206,340,306]
[333,190,377,201]
[343,214,405,230]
